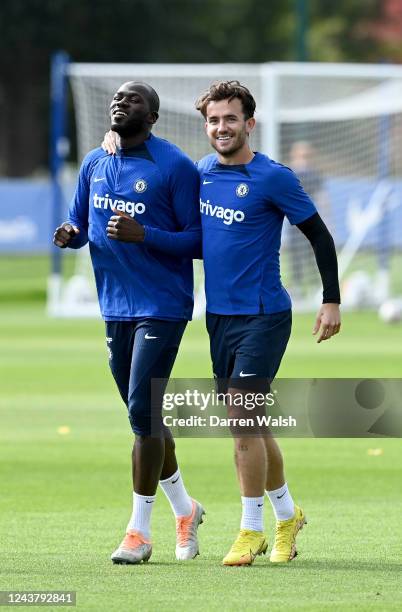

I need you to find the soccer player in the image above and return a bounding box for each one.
[195,81,341,566]
[53,81,205,565]
[101,81,341,567]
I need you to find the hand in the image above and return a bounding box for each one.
[107,209,145,242]
[53,222,79,248]
[313,303,341,343]
[101,130,117,155]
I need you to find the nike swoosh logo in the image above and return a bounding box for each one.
[145,500,154,504]
[276,492,286,499]
[203,180,213,185]
[241,548,257,562]
[94,177,105,182]
[145,333,159,339]
[239,371,256,377]
[171,476,180,484]
[257,503,263,507]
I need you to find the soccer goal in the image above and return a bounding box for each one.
[48,58,402,317]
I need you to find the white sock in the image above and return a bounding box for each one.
[126,492,155,539]
[159,469,193,517]
[240,496,264,532]
[266,482,295,521]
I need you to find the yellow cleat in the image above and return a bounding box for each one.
[222,529,268,566]
[270,504,307,563]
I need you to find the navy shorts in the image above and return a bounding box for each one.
[206,310,292,393]
[106,319,187,436]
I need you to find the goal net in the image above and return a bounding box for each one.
[48,62,402,317]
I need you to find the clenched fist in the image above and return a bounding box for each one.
[53,222,80,248]
[107,209,145,243]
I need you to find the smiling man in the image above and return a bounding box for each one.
[53,81,205,565]
[195,81,341,566]
[99,80,341,568]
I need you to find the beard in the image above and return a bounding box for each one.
[211,130,247,157]
[111,115,148,137]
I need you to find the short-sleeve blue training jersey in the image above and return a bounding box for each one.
[68,134,201,321]
[197,152,317,315]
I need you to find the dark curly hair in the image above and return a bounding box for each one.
[195,80,256,120]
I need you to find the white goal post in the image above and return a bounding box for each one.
[48,60,402,317]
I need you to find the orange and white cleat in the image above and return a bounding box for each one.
[111,530,152,565]
[175,499,205,560]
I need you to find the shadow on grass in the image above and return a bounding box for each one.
[4,557,402,575]
[250,559,402,573]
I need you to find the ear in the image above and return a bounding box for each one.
[148,111,159,125]
[246,117,256,135]
[204,120,208,132]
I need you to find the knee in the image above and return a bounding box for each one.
[128,401,154,437]
[129,415,151,436]
[128,388,164,436]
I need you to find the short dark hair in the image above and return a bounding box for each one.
[128,81,160,114]
[195,80,256,120]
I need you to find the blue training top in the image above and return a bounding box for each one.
[197,152,317,315]
[68,133,201,321]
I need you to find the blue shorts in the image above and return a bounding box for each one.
[106,319,187,436]
[206,310,292,393]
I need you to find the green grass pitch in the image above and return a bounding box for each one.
[1,257,402,610]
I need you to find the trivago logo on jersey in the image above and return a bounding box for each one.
[93,193,146,217]
[199,198,245,225]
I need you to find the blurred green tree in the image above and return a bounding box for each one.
[0,0,390,175]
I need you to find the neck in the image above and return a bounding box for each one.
[115,129,151,149]
[217,144,254,166]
